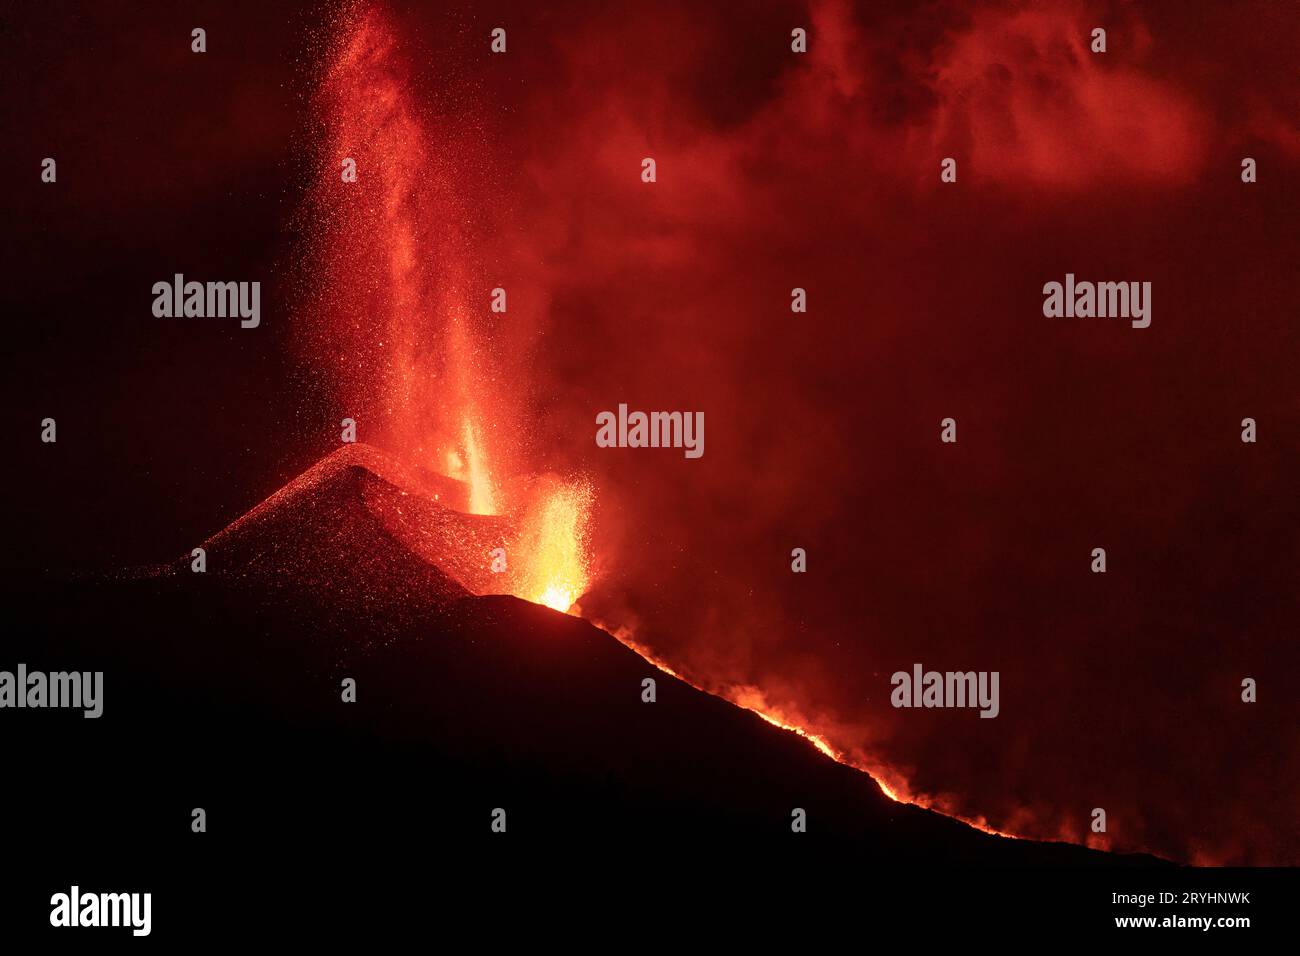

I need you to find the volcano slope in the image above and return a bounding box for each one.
[7,445,1160,873]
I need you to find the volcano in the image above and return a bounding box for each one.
[11,444,1160,866]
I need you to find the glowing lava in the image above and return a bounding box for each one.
[594,624,1018,838]
[444,416,498,516]
[460,419,496,516]
[513,480,593,613]
[749,709,840,761]
[727,686,843,761]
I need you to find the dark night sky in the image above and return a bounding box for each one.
[2,0,1297,864]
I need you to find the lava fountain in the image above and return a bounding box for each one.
[301,2,592,612]
[445,416,498,517]
[513,478,593,612]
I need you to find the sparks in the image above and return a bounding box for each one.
[514,480,592,614]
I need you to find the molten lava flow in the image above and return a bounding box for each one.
[728,686,842,761]
[513,480,592,613]
[592,621,1019,838]
[749,710,840,760]
[730,691,1017,837]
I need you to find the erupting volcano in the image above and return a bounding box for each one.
[295,4,596,615]
[93,0,1279,867]
[5,0,1298,940]
[291,2,1032,842]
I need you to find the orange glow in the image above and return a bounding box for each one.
[594,625,1019,839]
[513,480,592,613]
[725,686,1019,837]
[459,417,497,516]
[440,416,498,515]
[875,779,903,802]
[748,707,840,760]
